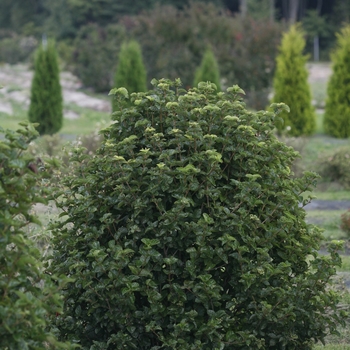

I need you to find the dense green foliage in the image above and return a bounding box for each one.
[324,25,350,138]
[28,40,63,135]
[70,23,126,92]
[113,40,147,110]
[0,122,73,349]
[271,25,315,136]
[49,79,344,349]
[66,2,282,108]
[0,32,37,64]
[131,3,282,108]
[193,46,221,90]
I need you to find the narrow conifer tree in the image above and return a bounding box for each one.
[113,40,147,110]
[28,39,63,135]
[193,47,221,91]
[324,25,350,138]
[271,25,315,136]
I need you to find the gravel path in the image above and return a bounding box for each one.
[0,63,111,118]
[305,200,350,211]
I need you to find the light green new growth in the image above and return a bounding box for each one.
[271,24,315,136]
[324,25,350,138]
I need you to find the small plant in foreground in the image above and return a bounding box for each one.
[49,79,345,349]
[0,122,73,349]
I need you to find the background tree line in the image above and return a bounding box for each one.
[0,0,349,109]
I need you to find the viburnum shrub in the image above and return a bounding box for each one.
[50,79,345,349]
[0,122,74,349]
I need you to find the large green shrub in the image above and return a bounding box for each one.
[324,25,350,138]
[193,46,221,90]
[0,122,73,349]
[49,79,345,349]
[113,39,147,110]
[28,40,63,135]
[271,24,315,136]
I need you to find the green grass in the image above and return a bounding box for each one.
[306,209,346,241]
[60,104,111,136]
[311,191,350,200]
[339,255,350,272]
[315,345,350,349]
[0,99,111,137]
[315,110,325,135]
[310,79,328,109]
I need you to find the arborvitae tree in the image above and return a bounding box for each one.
[0,122,74,349]
[324,25,350,138]
[28,40,63,135]
[271,24,315,136]
[113,40,147,110]
[193,46,221,91]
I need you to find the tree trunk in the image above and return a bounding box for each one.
[313,35,319,61]
[270,0,275,22]
[289,0,299,24]
[239,0,247,18]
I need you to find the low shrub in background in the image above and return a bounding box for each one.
[341,210,350,237]
[49,79,345,349]
[0,30,37,64]
[317,146,350,189]
[0,122,74,349]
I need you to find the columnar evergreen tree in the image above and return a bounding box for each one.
[113,39,147,110]
[193,46,221,91]
[324,25,350,138]
[28,40,63,135]
[271,24,315,136]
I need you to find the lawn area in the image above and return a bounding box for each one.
[306,209,347,241]
[315,345,350,349]
[0,101,111,137]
